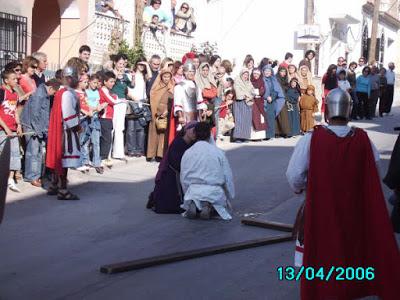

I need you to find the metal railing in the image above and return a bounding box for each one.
[88,12,131,66]
[0,12,27,72]
[142,29,195,61]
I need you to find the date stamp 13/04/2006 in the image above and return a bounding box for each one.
[277,266,375,282]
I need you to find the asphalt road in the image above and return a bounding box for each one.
[1,106,399,300]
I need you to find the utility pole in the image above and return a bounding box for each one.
[305,0,316,73]
[369,0,381,64]
[134,0,145,47]
[306,0,314,26]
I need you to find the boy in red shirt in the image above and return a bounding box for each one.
[0,70,22,192]
[98,71,119,168]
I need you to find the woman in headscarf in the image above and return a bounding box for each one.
[232,69,254,142]
[250,68,267,140]
[195,62,218,103]
[286,78,301,136]
[275,67,292,137]
[147,69,175,161]
[287,64,300,83]
[297,65,313,94]
[262,66,285,139]
[195,62,218,132]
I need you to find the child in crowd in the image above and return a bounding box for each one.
[149,15,166,34]
[99,71,119,169]
[338,70,351,93]
[0,70,22,192]
[299,85,319,133]
[218,89,235,138]
[286,78,301,136]
[79,74,106,174]
[75,74,91,172]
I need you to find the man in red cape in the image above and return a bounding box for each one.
[287,88,400,299]
[46,65,81,200]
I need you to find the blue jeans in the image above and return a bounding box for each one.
[0,131,21,172]
[24,133,45,181]
[126,118,145,155]
[80,117,101,167]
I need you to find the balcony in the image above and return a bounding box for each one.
[142,28,195,61]
[88,12,131,66]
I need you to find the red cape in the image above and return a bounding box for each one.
[45,88,67,175]
[302,126,400,300]
[168,98,177,146]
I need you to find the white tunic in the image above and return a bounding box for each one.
[286,125,380,194]
[180,140,235,220]
[61,88,81,169]
[173,80,207,123]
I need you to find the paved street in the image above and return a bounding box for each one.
[1,106,400,300]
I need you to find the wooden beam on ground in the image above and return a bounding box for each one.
[241,218,294,233]
[100,234,292,274]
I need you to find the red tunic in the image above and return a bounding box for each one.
[46,88,66,175]
[302,126,400,300]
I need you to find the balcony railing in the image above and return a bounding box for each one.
[89,12,131,66]
[142,29,195,61]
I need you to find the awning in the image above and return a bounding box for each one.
[330,14,360,25]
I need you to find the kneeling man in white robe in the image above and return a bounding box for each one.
[180,122,235,220]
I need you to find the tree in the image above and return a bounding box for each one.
[118,40,145,67]
[135,0,145,46]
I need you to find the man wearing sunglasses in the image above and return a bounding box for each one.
[143,0,173,29]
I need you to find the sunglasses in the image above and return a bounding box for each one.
[14,68,22,72]
[182,6,189,9]
[31,65,38,69]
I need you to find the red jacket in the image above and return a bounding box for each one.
[99,87,118,120]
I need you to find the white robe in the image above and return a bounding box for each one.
[173,80,207,125]
[180,140,235,220]
[286,125,380,266]
[61,88,81,169]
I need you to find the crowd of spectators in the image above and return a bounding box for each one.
[0,41,396,198]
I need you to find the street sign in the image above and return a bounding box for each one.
[297,24,321,44]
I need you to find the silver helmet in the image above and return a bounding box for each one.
[183,60,196,73]
[325,88,352,120]
[62,66,79,81]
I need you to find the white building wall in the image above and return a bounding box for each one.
[196,0,306,67]
[314,0,365,75]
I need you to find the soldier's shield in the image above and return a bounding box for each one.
[0,138,10,224]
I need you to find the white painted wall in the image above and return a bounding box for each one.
[314,0,364,74]
[196,0,306,66]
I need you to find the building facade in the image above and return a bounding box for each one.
[195,0,400,75]
[0,0,134,72]
[1,0,399,75]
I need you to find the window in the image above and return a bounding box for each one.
[0,12,27,72]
